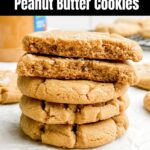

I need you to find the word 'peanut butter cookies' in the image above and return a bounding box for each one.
[20,114,128,148]
[144,92,150,112]
[18,76,129,104]
[134,64,150,90]
[17,54,138,85]
[0,71,22,104]
[20,95,129,125]
[23,30,142,62]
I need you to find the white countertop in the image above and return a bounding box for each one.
[0,51,150,150]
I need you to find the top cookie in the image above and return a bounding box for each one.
[23,30,142,62]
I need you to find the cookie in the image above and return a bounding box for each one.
[22,30,142,62]
[140,27,150,38]
[95,23,112,32]
[18,76,129,104]
[138,19,150,27]
[144,92,150,112]
[20,113,128,148]
[96,23,141,37]
[110,23,141,37]
[115,18,150,27]
[134,64,150,90]
[115,18,143,26]
[20,94,129,124]
[17,54,138,85]
[0,71,22,104]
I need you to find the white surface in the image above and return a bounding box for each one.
[47,16,91,31]
[0,51,150,150]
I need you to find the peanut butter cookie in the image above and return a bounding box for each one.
[0,71,21,104]
[23,30,142,62]
[20,94,129,124]
[20,113,128,148]
[18,76,129,104]
[17,54,138,85]
[134,64,150,90]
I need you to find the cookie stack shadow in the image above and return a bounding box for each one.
[17,30,142,148]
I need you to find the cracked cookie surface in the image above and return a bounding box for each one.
[18,76,129,104]
[0,71,22,104]
[20,94,129,124]
[20,113,128,148]
[23,30,142,62]
[17,54,138,85]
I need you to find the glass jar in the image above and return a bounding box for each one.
[0,16,46,62]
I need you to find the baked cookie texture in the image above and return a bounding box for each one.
[18,76,129,104]
[0,71,22,104]
[20,94,129,124]
[134,64,150,90]
[20,113,128,148]
[17,54,138,85]
[22,30,142,62]
[144,92,150,112]
[17,30,135,148]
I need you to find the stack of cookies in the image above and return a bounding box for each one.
[17,30,142,148]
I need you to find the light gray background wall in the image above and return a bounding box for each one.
[46,16,149,31]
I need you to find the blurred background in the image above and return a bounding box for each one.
[0,16,150,62]
[46,16,150,30]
